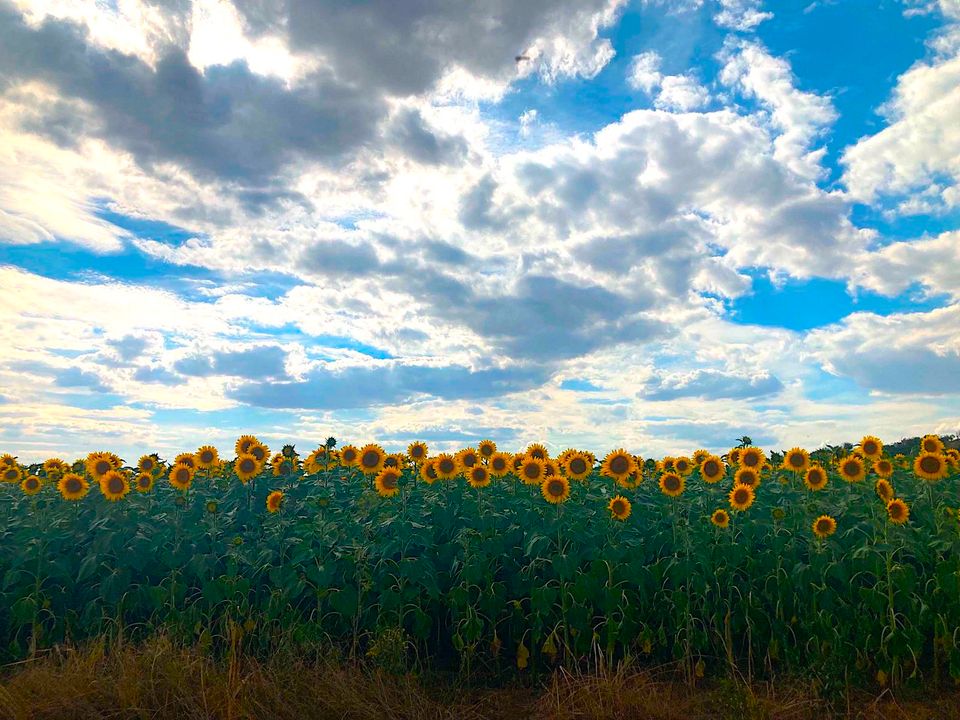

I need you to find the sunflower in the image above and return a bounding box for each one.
[235,435,260,455]
[921,434,944,454]
[304,450,324,474]
[2,464,23,483]
[21,475,42,495]
[783,448,810,473]
[169,463,194,491]
[420,458,439,484]
[175,452,198,470]
[601,449,636,482]
[812,515,837,539]
[234,454,261,484]
[544,459,561,477]
[859,435,883,460]
[137,454,157,473]
[563,453,592,481]
[914,452,948,482]
[673,456,694,476]
[728,483,755,511]
[659,472,685,498]
[467,465,491,489]
[196,446,219,468]
[407,441,428,464]
[100,470,130,502]
[357,444,386,475]
[541,476,570,504]
[526,443,550,460]
[739,447,765,469]
[734,467,760,488]
[946,448,960,467]
[873,458,894,478]
[659,457,676,473]
[886,498,909,524]
[340,445,359,467]
[616,471,642,490]
[838,455,866,483]
[266,490,284,513]
[875,479,894,503]
[248,442,269,463]
[711,509,730,529]
[520,457,546,485]
[489,452,512,477]
[804,465,828,491]
[556,449,576,466]
[608,495,631,521]
[43,458,68,477]
[58,473,89,501]
[86,452,118,480]
[478,440,497,459]
[456,448,480,470]
[0,453,16,467]
[434,453,459,480]
[700,455,725,483]
[135,472,154,493]
[727,448,742,466]
[374,467,402,497]
[383,453,405,469]
[693,449,710,464]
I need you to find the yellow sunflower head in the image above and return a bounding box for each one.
[43,458,67,477]
[783,448,810,473]
[739,447,765,469]
[914,452,948,482]
[434,453,460,480]
[921,434,944,454]
[659,457,676,472]
[734,467,761,489]
[692,449,710,464]
[86,452,118,480]
[419,458,439,484]
[659,472,685,498]
[616,471,642,490]
[0,453,16,468]
[375,467,402,497]
[234,454,261,484]
[838,455,866,483]
[886,498,909,524]
[875,479,894,503]
[541,476,570,504]
[711,509,730,529]
[21,475,42,496]
[100,470,130,502]
[728,483,755,512]
[2,464,23,484]
[526,443,550,460]
[520,457,546,486]
[266,490,284,513]
[804,464,828,491]
[873,458,894,478]
[727,448,742,465]
[563,453,592,481]
[58,473,89,501]
[700,455,725,483]
[175,452,198,470]
[489,452,512,477]
[467,465,491,489]
[249,442,269,463]
[196,446,219,468]
[407,441,428,463]
[358,444,386,475]
[169,463,194,491]
[812,515,837,539]
[478,440,497,458]
[383,453,405,469]
[608,495,631,521]
[135,472,154,493]
[137,454,157,473]
[601,449,636,481]
[673,456,694,476]
[456,448,480,469]
[859,435,883,459]
[235,434,259,455]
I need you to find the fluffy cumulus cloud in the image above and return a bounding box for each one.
[0,0,958,459]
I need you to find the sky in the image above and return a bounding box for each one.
[0,0,958,461]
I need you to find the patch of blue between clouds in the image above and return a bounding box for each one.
[727,272,950,331]
[559,379,604,392]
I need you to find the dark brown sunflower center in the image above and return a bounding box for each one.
[480,445,493,457]
[890,504,904,518]
[920,456,941,473]
[676,460,689,472]
[142,459,154,470]
[176,468,190,482]
[664,475,680,491]
[492,458,506,471]
[26,478,38,490]
[426,464,438,479]
[703,460,719,476]
[95,460,111,475]
[462,453,477,468]
[569,458,587,475]
[924,440,938,452]
[361,451,380,468]
[107,476,124,494]
[531,449,545,459]
[382,473,398,489]
[523,463,540,479]
[610,456,629,474]
[471,468,486,482]
[438,459,455,474]
[863,442,878,455]
[735,489,748,503]
[809,470,824,484]
[843,461,860,476]
[138,476,150,488]
[200,450,214,463]
[742,453,759,467]
[384,457,398,467]
[817,520,831,533]
[789,454,804,468]
[612,500,625,514]
[252,447,266,460]
[239,459,255,473]
[66,477,82,493]
[547,480,565,496]
[3,468,17,480]
[411,446,424,457]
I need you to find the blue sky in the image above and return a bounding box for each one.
[0,0,958,461]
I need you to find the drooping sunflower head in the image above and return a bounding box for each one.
[304,450,323,475]
[407,441,428,463]
[812,515,837,539]
[456,448,479,469]
[659,472,685,498]
[711,509,730,529]
[727,448,742,465]
[783,448,810,473]
[468,465,491,489]
[563,453,592,481]
[700,455,725,484]
[478,440,497,458]
[489,452,511,477]
[175,452,198,470]
[58,473,89,501]
[734,467,760,489]
[739,447,765,469]
[804,465,828,491]
[2,464,23,483]
[375,468,402,497]
[169,463,194,490]
[520,457,546,485]
[419,458,439,484]
[526,443,550,461]
[875,479,894,503]
[541,476,570,504]
[234,454,261,484]
[914,452,948,482]
[873,458,894,478]
[921,434,944,454]
[608,495,631,521]
[100,470,130,502]
[340,445,359,467]
[616,472,641,490]
[434,453,459,480]
[859,435,883,459]
[196,446,219,468]
[135,472,154,493]
[838,456,866,483]
[357,444,386,475]
[728,483,755,511]
[673,456,694,476]
[886,498,909,524]
[266,490,284,513]
[601,449,636,481]
[21,475,42,495]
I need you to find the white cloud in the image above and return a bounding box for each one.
[714,0,773,30]
[851,230,960,300]
[628,51,710,110]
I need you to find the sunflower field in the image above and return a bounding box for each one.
[2,434,960,694]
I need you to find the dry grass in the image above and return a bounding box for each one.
[0,640,959,720]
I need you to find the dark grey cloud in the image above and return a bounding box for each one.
[825,347,960,395]
[640,370,784,401]
[108,335,148,362]
[8,360,109,393]
[132,365,182,385]
[175,346,289,380]
[229,361,550,409]
[298,239,382,277]
[387,109,468,166]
